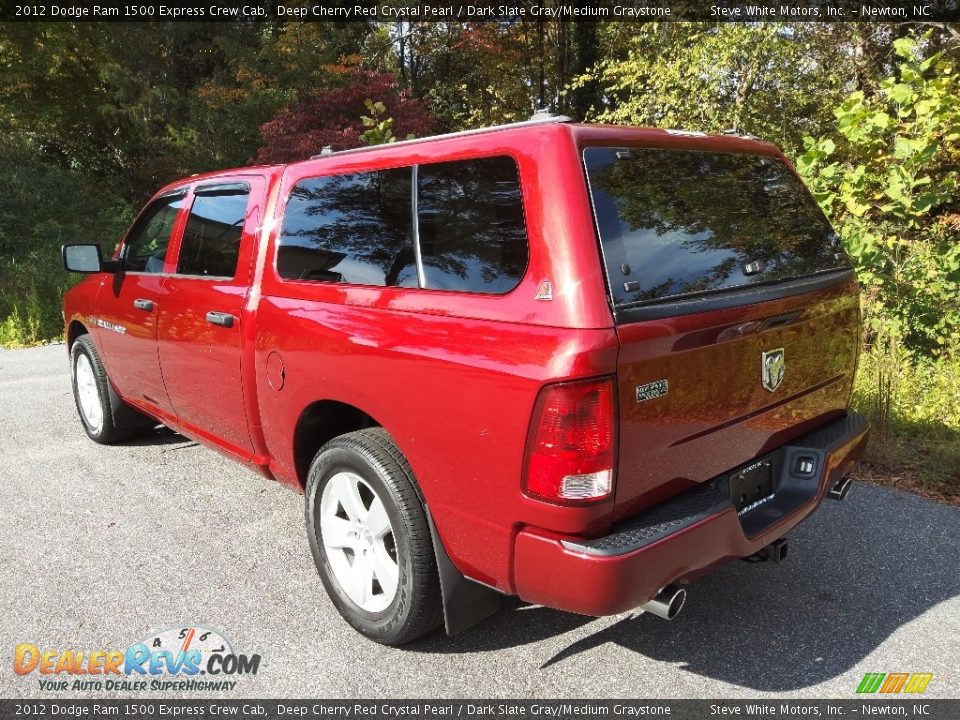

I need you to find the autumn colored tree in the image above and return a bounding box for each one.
[256,71,435,163]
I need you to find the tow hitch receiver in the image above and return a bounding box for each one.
[744,538,789,564]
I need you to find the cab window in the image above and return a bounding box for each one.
[176,186,250,278]
[122,193,185,273]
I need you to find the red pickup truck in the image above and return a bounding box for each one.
[62,116,869,645]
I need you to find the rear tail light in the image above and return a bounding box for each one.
[524,376,617,504]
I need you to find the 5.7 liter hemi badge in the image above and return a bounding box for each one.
[636,379,668,403]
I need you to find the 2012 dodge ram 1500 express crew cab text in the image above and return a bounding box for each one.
[62,115,869,645]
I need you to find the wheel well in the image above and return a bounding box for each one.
[293,400,381,488]
[67,321,88,349]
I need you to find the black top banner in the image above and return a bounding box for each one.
[3,0,960,23]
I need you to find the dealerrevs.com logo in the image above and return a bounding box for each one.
[14,625,260,692]
[856,672,933,694]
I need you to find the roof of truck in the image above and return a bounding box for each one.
[155,115,782,197]
[290,114,781,164]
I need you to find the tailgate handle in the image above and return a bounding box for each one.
[132,298,154,312]
[760,311,802,330]
[206,311,235,328]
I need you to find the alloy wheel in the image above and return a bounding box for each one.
[74,353,103,433]
[319,471,399,613]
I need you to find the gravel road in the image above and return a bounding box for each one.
[1,344,958,699]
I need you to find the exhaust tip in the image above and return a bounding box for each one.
[641,584,686,621]
[828,475,853,501]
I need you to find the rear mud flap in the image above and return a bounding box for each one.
[426,511,502,636]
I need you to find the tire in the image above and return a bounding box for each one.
[70,335,148,444]
[305,428,443,645]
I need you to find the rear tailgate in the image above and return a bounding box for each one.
[613,281,859,519]
[582,144,860,520]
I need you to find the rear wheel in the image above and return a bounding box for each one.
[305,428,442,645]
[70,335,148,444]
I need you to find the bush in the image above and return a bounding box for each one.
[0,140,133,347]
[796,34,960,354]
[256,71,435,163]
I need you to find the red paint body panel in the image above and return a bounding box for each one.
[92,273,173,411]
[63,122,869,612]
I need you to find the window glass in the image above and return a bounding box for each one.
[416,156,527,293]
[122,194,185,273]
[584,147,850,307]
[277,168,415,286]
[177,188,250,278]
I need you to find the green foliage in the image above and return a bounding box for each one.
[0,301,41,348]
[0,23,374,201]
[359,98,416,146]
[796,34,960,354]
[572,24,850,155]
[853,342,960,486]
[0,138,132,345]
[856,345,960,432]
[384,21,596,128]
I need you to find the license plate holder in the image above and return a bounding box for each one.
[729,458,775,515]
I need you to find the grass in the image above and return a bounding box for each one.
[852,341,960,504]
[0,304,45,348]
[0,272,68,348]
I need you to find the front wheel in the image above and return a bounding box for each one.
[70,335,148,444]
[305,428,442,645]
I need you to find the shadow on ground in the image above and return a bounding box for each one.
[411,484,960,692]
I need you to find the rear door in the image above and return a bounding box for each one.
[582,146,861,519]
[157,178,265,459]
[96,191,187,413]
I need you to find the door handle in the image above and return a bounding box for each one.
[205,311,235,328]
[133,298,154,312]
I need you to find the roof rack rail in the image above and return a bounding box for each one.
[722,128,761,141]
[309,111,572,160]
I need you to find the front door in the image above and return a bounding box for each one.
[157,178,264,459]
[95,191,187,414]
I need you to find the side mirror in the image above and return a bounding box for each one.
[62,244,117,274]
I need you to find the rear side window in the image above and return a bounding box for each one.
[122,194,185,273]
[277,168,415,286]
[276,156,528,294]
[417,156,527,293]
[177,186,250,278]
[584,147,849,307]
